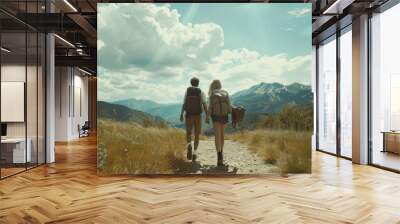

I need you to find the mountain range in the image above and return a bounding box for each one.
[231,82,312,114]
[113,99,181,125]
[107,82,312,127]
[97,101,166,125]
[113,98,164,112]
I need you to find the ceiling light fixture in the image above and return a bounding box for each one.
[323,0,354,15]
[78,67,92,76]
[323,1,341,14]
[54,34,75,48]
[1,47,11,53]
[76,48,86,56]
[63,0,78,12]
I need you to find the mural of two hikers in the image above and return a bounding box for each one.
[97,3,313,175]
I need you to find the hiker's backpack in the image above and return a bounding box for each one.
[184,87,202,115]
[232,106,246,128]
[210,90,231,116]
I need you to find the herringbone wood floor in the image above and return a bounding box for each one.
[1,135,400,224]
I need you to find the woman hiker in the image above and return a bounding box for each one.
[206,80,232,167]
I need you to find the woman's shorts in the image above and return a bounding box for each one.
[211,115,229,124]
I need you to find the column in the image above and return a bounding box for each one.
[352,14,369,164]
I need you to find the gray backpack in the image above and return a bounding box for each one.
[211,90,230,116]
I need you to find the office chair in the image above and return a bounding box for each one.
[79,121,90,138]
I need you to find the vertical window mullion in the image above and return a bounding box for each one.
[0,23,2,179]
[316,45,320,150]
[367,11,373,165]
[336,29,341,157]
[25,0,28,171]
[36,0,39,167]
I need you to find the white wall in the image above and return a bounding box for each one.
[55,67,70,141]
[55,67,89,141]
[72,73,89,138]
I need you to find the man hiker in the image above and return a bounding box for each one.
[180,77,208,162]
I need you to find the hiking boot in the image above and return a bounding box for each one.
[192,153,197,162]
[187,144,192,160]
[217,152,223,167]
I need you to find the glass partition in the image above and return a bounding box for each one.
[339,27,352,158]
[371,4,400,171]
[317,35,337,154]
[1,31,28,177]
[0,1,46,179]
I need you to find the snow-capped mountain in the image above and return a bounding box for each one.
[231,82,312,114]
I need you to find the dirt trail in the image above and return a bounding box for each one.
[173,139,279,174]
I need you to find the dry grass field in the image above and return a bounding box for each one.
[228,129,311,173]
[97,119,186,174]
[97,118,311,175]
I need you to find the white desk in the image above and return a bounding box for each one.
[1,138,31,163]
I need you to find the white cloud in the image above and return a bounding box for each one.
[98,66,185,103]
[98,3,223,72]
[97,40,105,50]
[288,8,311,17]
[98,48,311,103]
[201,49,311,95]
[98,4,311,104]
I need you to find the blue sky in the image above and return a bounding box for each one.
[98,3,312,103]
[173,3,311,57]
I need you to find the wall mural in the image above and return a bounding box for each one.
[97,3,313,175]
